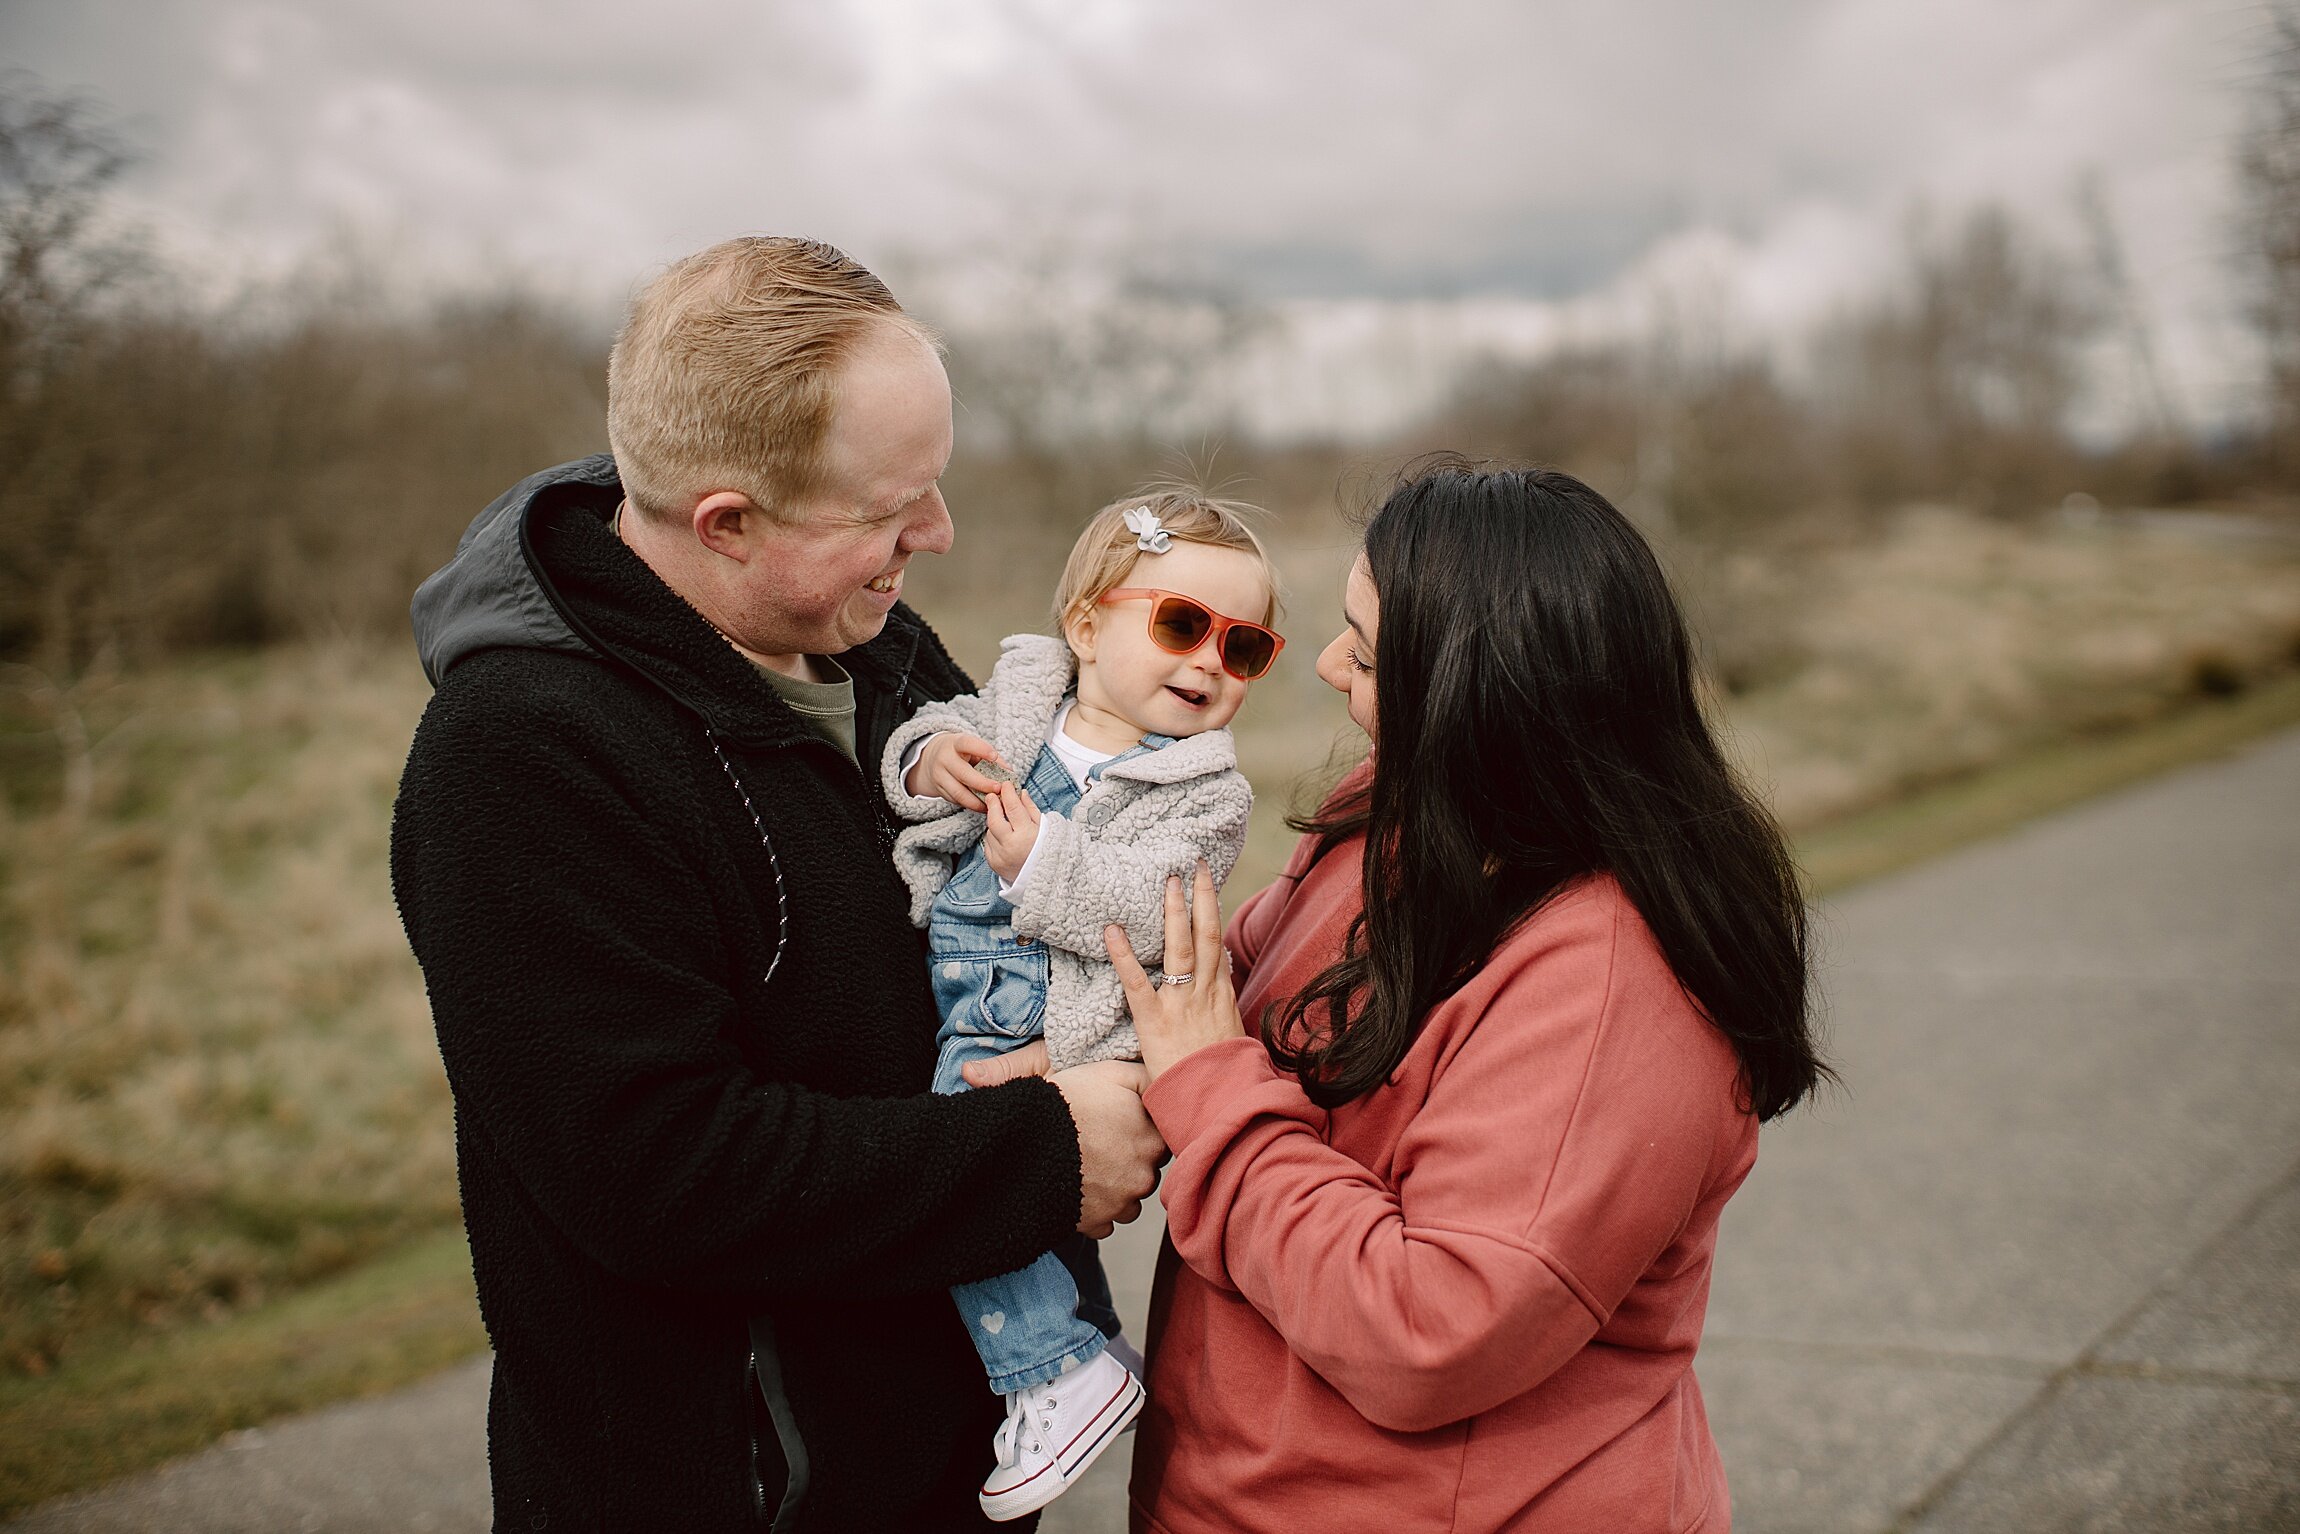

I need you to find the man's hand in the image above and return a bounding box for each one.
[906,733,1008,812]
[982,783,1042,883]
[1049,1059,1167,1237]
[960,1039,1050,1087]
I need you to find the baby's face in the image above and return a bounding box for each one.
[1069,542,1274,740]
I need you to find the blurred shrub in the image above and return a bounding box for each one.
[1441,346,1641,500]
[0,286,607,674]
[1443,346,1826,541]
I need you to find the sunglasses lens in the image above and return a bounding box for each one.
[1222,625,1278,680]
[1149,597,1213,653]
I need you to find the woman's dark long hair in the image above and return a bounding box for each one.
[1267,459,1827,1121]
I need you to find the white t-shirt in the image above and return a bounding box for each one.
[1041,698,1119,790]
[1005,700,1120,895]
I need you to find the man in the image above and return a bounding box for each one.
[391,237,1165,1532]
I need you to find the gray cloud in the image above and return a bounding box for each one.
[0,0,2260,421]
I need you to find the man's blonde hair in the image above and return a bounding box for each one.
[607,236,932,521]
[1054,486,1284,635]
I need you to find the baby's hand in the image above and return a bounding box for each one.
[908,733,1007,812]
[982,783,1043,883]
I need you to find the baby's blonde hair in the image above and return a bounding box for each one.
[1053,486,1283,637]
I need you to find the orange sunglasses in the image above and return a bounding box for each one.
[1098,588,1286,680]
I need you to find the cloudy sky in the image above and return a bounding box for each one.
[2,0,2275,434]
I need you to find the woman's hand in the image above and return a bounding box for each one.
[1105,862,1245,1083]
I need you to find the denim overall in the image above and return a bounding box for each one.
[927,726,1171,1393]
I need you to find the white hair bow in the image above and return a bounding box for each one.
[1123,505,1172,554]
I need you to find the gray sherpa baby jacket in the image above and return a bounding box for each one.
[881,632,1253,1070]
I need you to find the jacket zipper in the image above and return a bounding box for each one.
[747,1352,770,1527]
[748,1316,811,1532]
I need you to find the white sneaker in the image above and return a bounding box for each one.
[978,1348,1145,1522]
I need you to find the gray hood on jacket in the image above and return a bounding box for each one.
[410,453,623,686]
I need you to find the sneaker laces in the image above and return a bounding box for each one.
[991,1386,1060,1470]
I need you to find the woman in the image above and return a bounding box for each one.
[1103,461,1828,1532]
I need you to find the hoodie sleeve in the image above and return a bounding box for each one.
[392,666,1083,1303]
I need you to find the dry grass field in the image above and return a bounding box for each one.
[1716,507,2300,825]
[0,649,458,1383]
[0,501,2294,1509]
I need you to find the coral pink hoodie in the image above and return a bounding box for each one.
[1131,812,1758,1533]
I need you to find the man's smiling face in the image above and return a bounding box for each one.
[728,318,955,660]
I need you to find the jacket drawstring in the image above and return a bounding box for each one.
[708,728,790,990]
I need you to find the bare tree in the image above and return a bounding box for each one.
[1817,205,2098,514]
[2238,3,2300,471]
[0,76,150,674]
[2078,174,2181,444]
[0,72,138,379]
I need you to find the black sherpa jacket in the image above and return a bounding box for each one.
[390,457,1083,1532]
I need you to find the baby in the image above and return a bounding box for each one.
[880,489,1283,1521]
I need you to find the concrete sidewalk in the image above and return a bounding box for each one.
[13,729,2298,1533]
[1699,724,2300,1532]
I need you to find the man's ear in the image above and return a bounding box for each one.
[691,491,764,561]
